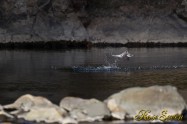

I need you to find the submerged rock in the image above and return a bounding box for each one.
[105,85,187,120]
[60,97,110,122]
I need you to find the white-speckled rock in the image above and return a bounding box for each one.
[105,85,187,120]
[60,97,110,122]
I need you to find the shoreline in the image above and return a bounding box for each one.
[0,41,187,50]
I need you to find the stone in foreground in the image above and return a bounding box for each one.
[3,94,77,124]
[3,94,53,112]
[105,85,187,120]
[60,97,110,122]
[0,105,14,119]
[17,106,77,124]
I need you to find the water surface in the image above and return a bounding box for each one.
[0,48,187,105]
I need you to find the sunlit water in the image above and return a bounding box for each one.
[0,48,187,105]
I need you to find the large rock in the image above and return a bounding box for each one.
[17,106,77,124]
[60,97,110,122]
[104,85,187,120]
[3,94,77,124]
[3,94,53,112]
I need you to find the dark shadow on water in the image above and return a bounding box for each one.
[0,41,187,51]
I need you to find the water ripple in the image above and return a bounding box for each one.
[71,65,187,72]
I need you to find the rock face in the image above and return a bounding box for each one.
[105,85,187,120]
[0,0,88,42]
[60,97,110,122]
[0,0,187,43]
[176,0,187,20]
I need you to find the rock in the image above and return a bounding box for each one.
[17,106,77,124]
[104,85,187,120]
[0,105,14,119]
[3,94,53,112]
[0,123,12,124]
[176,0,187,20]
[60,97,110,122]
[3,94,77,124]
[52,0,72,13]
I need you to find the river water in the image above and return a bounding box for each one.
[0,48,187,105]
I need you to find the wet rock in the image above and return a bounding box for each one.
[105,85,187,120]
[60,97,110,122]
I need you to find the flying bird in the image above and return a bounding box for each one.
[111,50,133,58]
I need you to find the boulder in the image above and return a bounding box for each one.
[0,0,187,43]
[60,97,110,122]
[3,94,53,112]
[104,85,187,120]
[0,105,14,119]
[17,106,77,124]
[3,94,77,124]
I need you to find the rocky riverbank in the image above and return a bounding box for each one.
[0,0,187,43]
[0,85,187,124]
